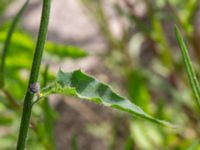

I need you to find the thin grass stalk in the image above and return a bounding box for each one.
[175,26,200,108]
[0,0,29,88]
[42,65,56,149]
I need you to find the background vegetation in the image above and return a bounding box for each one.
[0,0,200,149]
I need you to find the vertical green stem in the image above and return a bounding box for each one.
[42,65,56,149]
[16,0,51,149]
[2,89,20,109]
[0,0,29,88]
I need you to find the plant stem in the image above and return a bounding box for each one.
[0,0,29,88]
[0,0,28,115]
[42,65,56,149]
[2,89,20,109]
[16,0,51,149]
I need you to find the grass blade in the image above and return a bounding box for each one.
[0,0,29,88]
[175,25,200,107]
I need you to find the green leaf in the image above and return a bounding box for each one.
[71,133,79,150]
[175,26,200,107]
[45,42,88,59]
[0,0,13,15]
[41,70,174,127]
[127,70,150,112]
[123,136,134,150]
[0,29,87,60]
[186,140,200,150]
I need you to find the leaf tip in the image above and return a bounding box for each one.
[165,122,178,129]
[174,24,178,30]
[174,24,180,37]
[58,68,64,74]
[74,68,82,74]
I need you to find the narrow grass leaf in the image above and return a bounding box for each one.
[175,26,200,107]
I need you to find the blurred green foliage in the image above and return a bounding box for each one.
[0,2,87,149]
[0,0,13,15]
[0,0,200,149]
[79,0,200,149]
